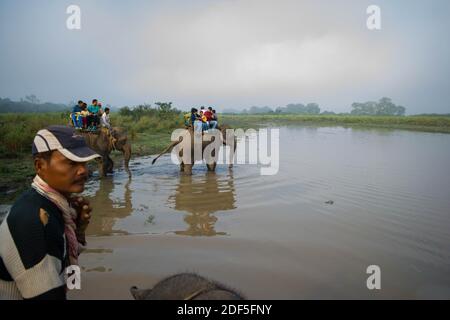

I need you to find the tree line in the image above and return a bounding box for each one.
[0,96,68,113]
[118,102,181,120]
[223,97,406,116]
[1,96,406,116]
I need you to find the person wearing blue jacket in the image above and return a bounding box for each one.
[71,100,83,129]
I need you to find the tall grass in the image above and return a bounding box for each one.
[0,109,184,158]
[0,113,67,156]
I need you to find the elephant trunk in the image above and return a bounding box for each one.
[122,142,132,177]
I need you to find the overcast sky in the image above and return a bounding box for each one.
[0,0,449,113]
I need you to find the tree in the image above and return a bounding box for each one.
[25,94,40,104]
[396,106,406,116]
[276,103,320,114]
[351,98,406,116]
[285,103,305,113]
[155,102,173,113]
[248,106,273,114]
[0,96,67,113]
[351,102,376,115]
[305,103,320,114]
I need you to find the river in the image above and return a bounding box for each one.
[64,125,450,299]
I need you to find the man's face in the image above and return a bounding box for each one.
[106,110,110,115]
[35,150,88,195]
[93,101,98,106]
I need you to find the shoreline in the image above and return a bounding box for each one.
[221,114,450,134]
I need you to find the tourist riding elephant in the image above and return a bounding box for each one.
[79,127,131,177]
[151,125,237,175]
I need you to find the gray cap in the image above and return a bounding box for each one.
[32,125,100,162]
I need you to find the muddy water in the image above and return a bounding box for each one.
[70,126,450,299]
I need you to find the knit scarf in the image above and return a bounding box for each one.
[31,175,79,265]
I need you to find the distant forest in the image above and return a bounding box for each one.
[1,95,448,116]
[223,97,408,116]
[0,95,70,113]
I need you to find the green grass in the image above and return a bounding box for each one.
[220,114,450,133]
[111,111,183,156]
[0,155,35,203]
[0,112,68,156]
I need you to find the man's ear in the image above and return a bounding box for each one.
[34,157,48,175]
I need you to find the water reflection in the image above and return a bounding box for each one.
[168,172,236,236]
[86,178,133,236]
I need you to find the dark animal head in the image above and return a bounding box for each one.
[130,285,150,300]
[111,128,129,150]
[130,273,245,300]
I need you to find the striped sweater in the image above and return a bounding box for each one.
[0,189,68,299]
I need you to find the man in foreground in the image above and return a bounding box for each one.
[0,125,99,299]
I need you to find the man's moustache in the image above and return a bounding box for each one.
[73,177,87,184]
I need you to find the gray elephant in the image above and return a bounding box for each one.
[130,273,244,300]
[152,125,237,175]
[79,127,131,177]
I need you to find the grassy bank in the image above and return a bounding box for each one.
[220,114,450,133]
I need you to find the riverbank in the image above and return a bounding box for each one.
[220,114,450,133]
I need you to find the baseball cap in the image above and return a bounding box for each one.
[32,125,100,162]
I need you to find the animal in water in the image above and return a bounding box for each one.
[130,273,245,300]
[151,125,237,175]
[79,127,132,177]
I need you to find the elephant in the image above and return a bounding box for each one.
[79,127,131,177]
[151,125,237,175]
[130,272,245,300]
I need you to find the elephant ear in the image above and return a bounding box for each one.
[119,128,131,141]
[130,286,150,300]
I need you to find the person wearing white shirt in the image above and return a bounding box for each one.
[100,107,111,129]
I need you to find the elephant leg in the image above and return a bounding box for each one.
[180,162,185,172]
[101,156,109,177]
[121,142,132,178]
[228,138,237,168]
[183,163,193,175]
[206,162,216,172]
[107,156,114,173]
[96,157,105,177]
